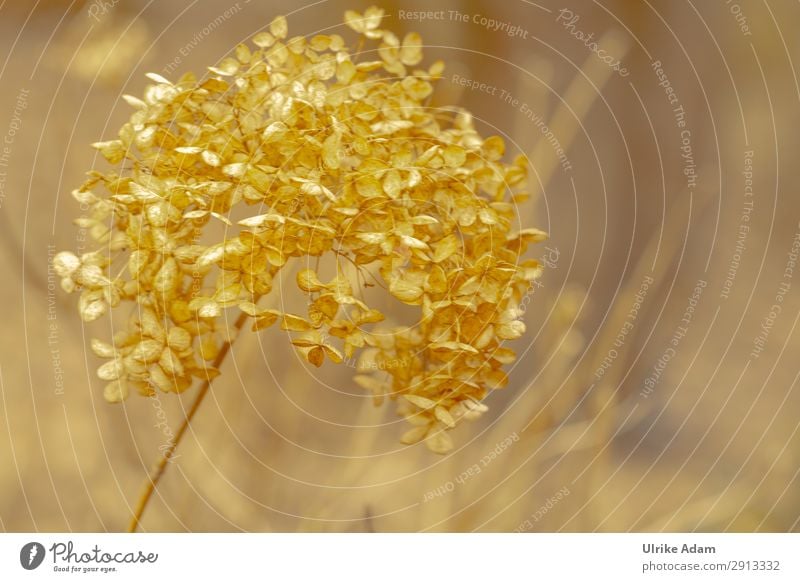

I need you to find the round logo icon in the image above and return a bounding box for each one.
[20,542,45,570]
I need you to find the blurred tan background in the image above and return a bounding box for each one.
[1,0,799,532]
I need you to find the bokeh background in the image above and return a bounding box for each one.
[1,0,799,532]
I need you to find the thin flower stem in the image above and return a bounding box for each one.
[126,310,250,532]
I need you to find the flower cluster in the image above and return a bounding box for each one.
[54,7,545,453]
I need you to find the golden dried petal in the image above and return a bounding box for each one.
[485,369,509,390]
[201,150,222,167]
[53,251,80,278]
[454,399,489,421]
[458,207,476,227]
[356,309,385,324]
[322,133,341,170]
[307,346,324,367]
[209,57,239,76]
[264,246,286,267]
[91,338,116,358]
[483,135,505,160]
[71,189,96,205]
[199,336,219,361]
[77,265,108,288]
[389,278,423,304]
[215,283,242,305]
[170,300,191,323]
[300,180,336,202]
[433,235,459,263]
[287,36,306,54]
[149,364,175,393]
[297,269,324,292]
[79,297,107,322]
[430,341,479,354]
[400,425,429,445]
[336,60,356,84]
[355,175,382,198]
[400,77,432,100]
[405,394,437,409]
[262,121,287,141]
[235,43,252,63]
[425,429,454,454]
[97,359,123,381]
[363,6,385,30]
[282,314,313,332]
[269,15,288,39]
[153,257,178,294]
[189,297,222,318]
[443,144,466,168]
[252,311,279,331]
[159,347,185,376]
[196,244,225,269]
[145,72,171,84]
[356,232,387,244]
[129,182,160,202]
[139,307,165,340]
[400,235,429,250]
[509,228,549,243]
[252,31,275,48]
[400,32,423,66]
[222,162,248,178]
[425,265,448,295]
[103,380,129,403]
[122,94,146,109]
[478,208,498,225]
[192,365,220,381]
[429,60,445,77]
[409,215,438,226]
[314,56,336,80]
[131,339,164,363]
[321,343,343,363]
[167,326,192,352]
[381,169,402,199]
[434,406,456,428]
[238,213,286,228]
[91,140,126,164]
[496,319,526,340]
[345,8,384,34]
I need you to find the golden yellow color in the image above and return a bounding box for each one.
[53,7,546,454]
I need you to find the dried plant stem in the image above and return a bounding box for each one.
[127,311,250,532]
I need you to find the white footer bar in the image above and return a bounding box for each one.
[1,533,796,581]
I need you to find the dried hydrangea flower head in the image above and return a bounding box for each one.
[54,6,546,454]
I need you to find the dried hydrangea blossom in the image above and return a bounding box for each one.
[54,7,546,454]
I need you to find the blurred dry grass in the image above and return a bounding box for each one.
[1,0,799,532]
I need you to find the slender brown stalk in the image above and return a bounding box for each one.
[127,311,250,532]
